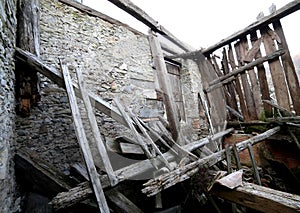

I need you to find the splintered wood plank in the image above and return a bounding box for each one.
[273,20,300,115]
[61,65,110,213]
[76,68,118,186]
[120,143,144,155]
[241,37,264,120]
[235,40,257,120]
[212,182,300,213]
[261,26,291,111]
[148,32,181,143]
[249,32,272,116]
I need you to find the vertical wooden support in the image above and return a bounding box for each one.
[16,0,40,116]
[76,68,118,186]
[249,32,272,117]
[235,40,257,120]
[241,37,264,119]
[232,144,242,170]
[247,144,262,186]
[228,44,249,121]
[148,31,181,144]
[62,65,110,213]
[261,26,291,111]
[273,20,300,115]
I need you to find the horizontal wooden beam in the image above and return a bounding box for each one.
[15,48,128,128]
[212,182,300,213]
[171,0,300,59]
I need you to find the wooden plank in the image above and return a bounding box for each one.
[76,68,118,186]
[247,144,262,185]
[170,0,300,59]
[212,182,300,213]
[15,48,127,128]
[61,64,110,213]
[241,37,264,120]
[249,32,272,116]
[235,40,257,120]
[50,129,234,210]
[273,20,300,115]
[120,142,144,154]
[263,100,294,116]
[261,26,291,111]
[148,32,181,143]
[106,188,144,213]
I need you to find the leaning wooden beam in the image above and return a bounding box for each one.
[15,48,127,127]
[50,128,234,210]
[141,127,280,196]
[76,68,118,186]
[205,49,285,93]
[170,0,300,59]
[263,100,294,116]
[211,182,300,213]
[106,0,192,52]
[148,32,181,143]
[62,65,110,213]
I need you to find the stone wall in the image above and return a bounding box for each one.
[0,0,18,212]
[15,0,206,175]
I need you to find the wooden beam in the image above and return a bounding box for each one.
[15,48,127,128]
[211,182,300,213]
[50,128,234,210]
[62,65,110,213]
[148,32,181,143]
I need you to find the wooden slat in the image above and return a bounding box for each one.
[273,20,300,115]
[15,48,127,128]
[235,40,257,120]
[212,182,300,213]
[148,32,181,143]
[261,26,291,111]
[61,65,110,213]
[249,32,272,116]
[76,68,118,186]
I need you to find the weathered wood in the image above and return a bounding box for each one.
[148,32,181,143]
[250,32,272,116]
[170,0,300,59]
[266,116,300,123]
[211,182,300,213]
[261,26,291,111]
[207,49,285,89]
[106,188,144,213]
[235,40,257,121]
[141,127,280,196]
[15,48,127,127]
[50,129,233,209]
[16,0,40,116]
[263,100,294,116]
[273,20,300,115]
[120,142,144,155]
[76,68,118,186]
[247,144,262,185]
[62,65,110,213]
[243,38,262,63]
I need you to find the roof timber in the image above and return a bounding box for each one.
[171,0,300,59]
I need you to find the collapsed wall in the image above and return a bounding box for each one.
[15,0,206,174]
[0,0,18,211]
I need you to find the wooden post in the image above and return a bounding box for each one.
[273,20,300,115]
[16,0,40,116]
[148,31,181,144]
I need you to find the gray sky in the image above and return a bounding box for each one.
[82,0,300,57]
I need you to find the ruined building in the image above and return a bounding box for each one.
[1,0,300,212]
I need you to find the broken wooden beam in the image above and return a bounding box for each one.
[141,127,280,196]
[15,48,127,127]
[211,182,300,213]
[50,128,234,210]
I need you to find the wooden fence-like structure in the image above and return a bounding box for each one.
[187,1,300,122]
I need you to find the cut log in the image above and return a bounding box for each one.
[211,182,300,213]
